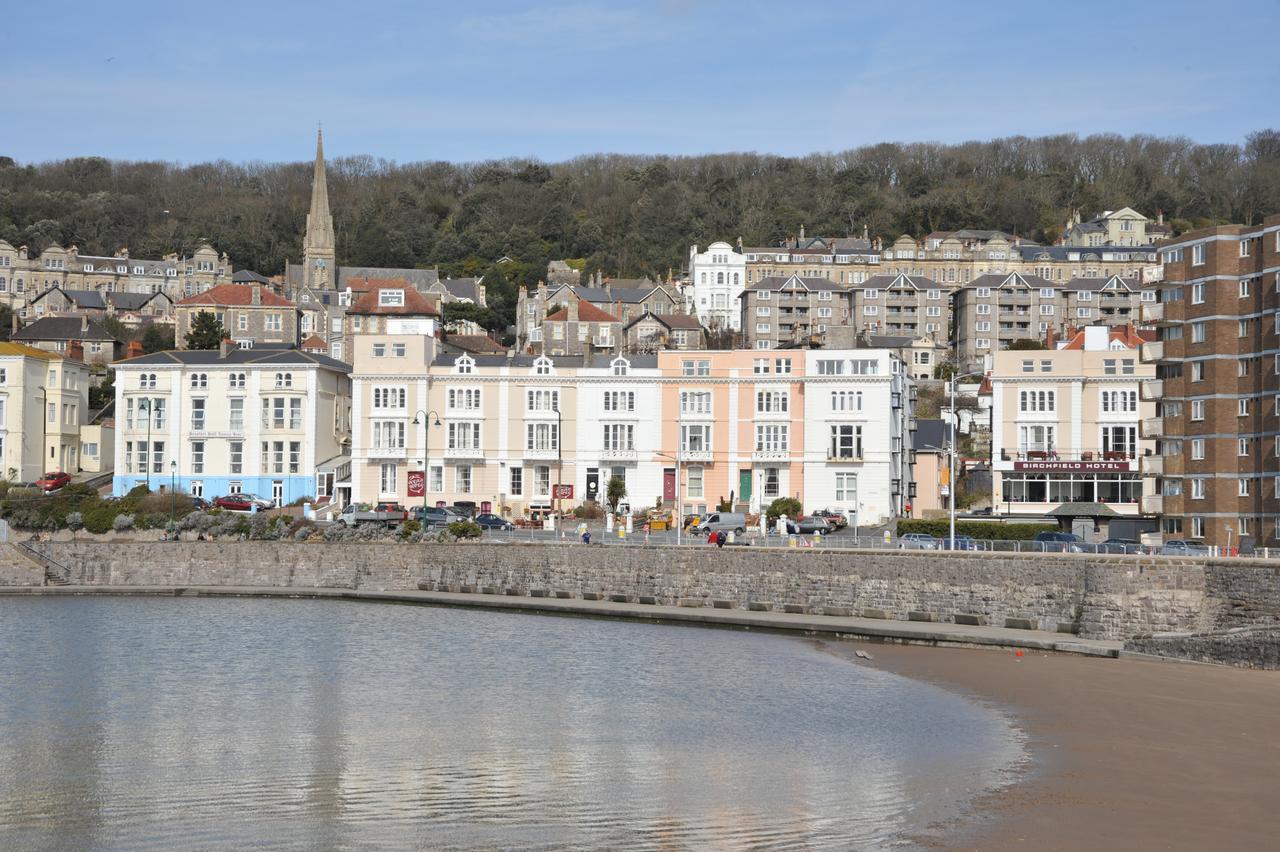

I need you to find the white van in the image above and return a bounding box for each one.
[690,512,747,535]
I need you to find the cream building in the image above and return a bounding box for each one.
[989,326,1155,524]
[687,241,747,330]
[0,342,92,481]
[111,344,351,504]
[1062,207,1170,248]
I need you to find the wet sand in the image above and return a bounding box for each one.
[822,641,1280,851]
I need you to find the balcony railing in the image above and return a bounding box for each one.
[1141,340,1164,362]
[998,449,1143,462]
[444,445,484,459]
[1141,417,1163,438]
[827,452,863,462]
[1140,494,1163,514]
[592,335,615,348]
[753,448,790,462]
[523,447,560,460]
[367,445,407,459]
[600,447,637,461]
[678,449,713,462]
[1141,302,1164,323]
[1141,455,1163,475]
[1140,379,1163,401]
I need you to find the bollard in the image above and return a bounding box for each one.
[625,514,634,534]
[618,528,626,540]
[788,534,796,548]
[727,530,735,545]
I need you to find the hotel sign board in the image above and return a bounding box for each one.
[1013,461,1129,472]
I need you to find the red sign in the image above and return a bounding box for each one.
[1013,461,1129,472]
[552,484,574,500]
[407,470,425,497]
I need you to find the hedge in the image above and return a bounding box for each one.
[896,519,1056,541]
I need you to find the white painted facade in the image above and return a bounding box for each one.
[687,242,746,331]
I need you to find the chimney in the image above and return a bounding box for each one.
[219,337,233,358]
[251,283,262,306]
[736,235,743,250]
[567,300,579,323]
[10,312,18,336]
[1157,209,1164,225]
[80,314,89,333]
[1044,326,1058,349]
[799,224,805,242]
[66,339,84,362]
[126,340,144,359]
[863,223,869,241]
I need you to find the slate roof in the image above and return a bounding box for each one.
[961,272,1145,293]
[113,347,350,373]
[176,284,295,308]
[741,275,847,294]
[557,284,669,304]
[444,334,507,354]
[107,292,168,310]
[913,419,948,452]
[440,277,483,301]
[1014,245,1157,261]
[858,274,941,290]
[232,270,275,285]
[12,317,118,342]
[284,262,440,291]
[622,311,704,332]
[429,352,657,369]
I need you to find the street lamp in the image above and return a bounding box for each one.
[656,451,683,546]
[552,403,563,521]
[37,386,47,480]
[138,398,153,490]
[947,373,957,551]
[169,459,177,529]
[411,410,441,516]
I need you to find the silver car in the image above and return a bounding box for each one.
[899,533,939,550]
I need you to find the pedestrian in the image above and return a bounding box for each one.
[582,529,591,545]
[715,530,726,549]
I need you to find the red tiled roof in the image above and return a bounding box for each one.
[1059,323,1148,350]
[300,334,328,351]
[347,279,440,316]
[546,302,619,323]
[176,283,295,308]
[446,334,506,354]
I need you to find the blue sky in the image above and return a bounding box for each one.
[3,0,1277,165]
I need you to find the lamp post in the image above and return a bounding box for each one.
[412,410,441,516]
[169,459,177,528]
[37,386,47,480]
[948,373,957,551]
[552,403,563,521]
[138,398,153,490]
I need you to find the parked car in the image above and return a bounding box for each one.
[1032,531,1085,553]
[811,509,848,529]
[689,512,747,536]
[1160,539,1211,556]
[412,506,468,527]
[1097,538,1143,555]
[473,513,513,531]
[338,503,408,527]
[190,496,210,510]
[36,472,72,492]
[374,501,406,513]
[940,535,978,551]
[899,533,940,550]
[213,493,272,512]
[795,516,833,534]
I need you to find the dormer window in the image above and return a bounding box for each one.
[533,356,553,376]
[275,372,293,388]
[379,289,405,307]
[611,357,630,376]
[455,355,475,375]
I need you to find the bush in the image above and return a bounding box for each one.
[446,520,482,540]
[895,519,1056,541]
[765,497,803,523]
[571,502,604,520]
[112,514,135,532]
[288,495,315,507]
[140,512,170,530]
[83,501,117,534]
[65,512,83,533]
[399,519,423,538]
[126,485,151,500]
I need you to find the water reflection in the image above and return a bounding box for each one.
[0,597,1024,849]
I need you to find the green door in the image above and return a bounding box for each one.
[739,469,752,504]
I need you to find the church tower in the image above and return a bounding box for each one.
[303,129,337,289]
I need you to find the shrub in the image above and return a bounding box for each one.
[83,502,117,534]
[446,520,482,540]
[288,495,314,507]
[112,514,135,532]
[141,512,170,530]
[895,519,1056,541]
[399,519,423,538]
[126,485,151,500]
[65,512,83,533]
[286,518,317,538]
[765,497,803,523]
[571,502,604,520]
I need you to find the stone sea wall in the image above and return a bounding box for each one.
[1124,627,1280,670]
[17,540,1276,642]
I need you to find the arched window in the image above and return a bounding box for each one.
[611,357,630,376]
[533,356,553,376]
[455,355,475,374]
[717,272,724,285]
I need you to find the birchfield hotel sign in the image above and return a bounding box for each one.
[1012,460,1131,472]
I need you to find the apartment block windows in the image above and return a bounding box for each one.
[755,390,788,413]
[1020,390,1056,412]
[372,420,406,451]
[190,373,207,389]
[229,441,243,474]
[191,398,206,431]
[1192,244,1205,266]
[508,467,523,496]
[976,304,991,315]
[1239,479,1251,497]
[680,391,711,414]
[829,425,862,459]
[1191,400,1205,421]
[534,465,551,496]
[775,358,792,375]
[1192,362,1205,382]
[1191,282,1205,304]
[1191,517,1205,539]
[448,388,481,411]
[686,466,704,499]
[681,359,710,377]
[455,465,472,493]
[602,391,635,412]
[191,441,205,474]
[1191,438,1205,460]
[526,422,558,452]
[449,422,482,451]
[1191,322,1206,344]
[1239,398,1250,417]
[229,373,246,389]
[1240,279,1252,298]
[526,389,559,411]
[680,424,710,453]
[380,463,397,495]
[1191,478,1206,499]
[831,390,862,412]
[762,468,780,499]
[834,472,857,502]
[602,423,634,451]
[373,387,407,410]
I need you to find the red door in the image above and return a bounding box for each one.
[663,468,676,501]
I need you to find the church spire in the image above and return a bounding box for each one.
[303,128,336,288]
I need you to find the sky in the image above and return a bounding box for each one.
[3,0,1278,166]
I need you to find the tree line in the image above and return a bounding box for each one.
[1,130,1277,330]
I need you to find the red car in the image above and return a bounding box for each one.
[37,472,72,492]
[213,493,272,512]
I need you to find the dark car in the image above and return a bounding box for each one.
[214,493,271,512]
[412,506,465,527]
[190,496,210,510]
[1097,538,1143,555]
[940,535,978,551]
[473,513,513,531]
[812,509,848,529]
[37,471,72,492]
[1032,531,1085,553]
[795,516,833,534]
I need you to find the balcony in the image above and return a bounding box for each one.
[1141,455,1163,475]
[678,449,713,463]
[827,452,863,462]
[367,445,407,460]
[1141,302,1163,323]
[444,445,484,460]
[600,447,637,461]
[524,446,560,460]
[1141,340,1164,362]
[1141,417,1163,438]
[753,449,790,462]
[1140,379,1163,401]
[1140,494,1163,515]
[592,335,615,348]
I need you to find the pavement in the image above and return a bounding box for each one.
[0,584,1122,657]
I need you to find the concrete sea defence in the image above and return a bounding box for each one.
[8,540,1280,643]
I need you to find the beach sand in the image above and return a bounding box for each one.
[822,641,1280,851]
